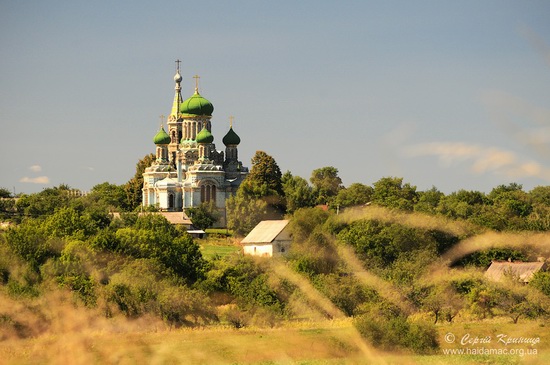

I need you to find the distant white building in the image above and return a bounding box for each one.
[241,220,291,257]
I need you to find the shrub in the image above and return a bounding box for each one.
[354,313,438,354]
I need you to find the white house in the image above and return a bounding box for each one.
[241,220,291,257]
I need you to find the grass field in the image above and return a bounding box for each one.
[1,318,548,365]
[199,244,241,259]
[199,233,241,259]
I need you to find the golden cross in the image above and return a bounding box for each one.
[193,74,200,90]
[159,115,165,128]
[175,59,181,72]
[229,115,234,128]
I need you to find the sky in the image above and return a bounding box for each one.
[1,0,550,195]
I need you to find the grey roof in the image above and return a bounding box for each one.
[485,261,547,283]
[241,220,290,244]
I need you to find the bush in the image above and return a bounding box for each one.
[354,313,438,354]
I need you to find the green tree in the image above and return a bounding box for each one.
[337,220,435,269]
[4,219,56,272]
[124,153,155,211]
[240,151,284,199]
[414,186,444,215]
[530,271,550,297]
[288,207,330,243]
[15,185,73,218]
[281,171,315,213]
[372,177,417,211]
[419,282,464,324]
[186,202,220,230]
[334,182,373,209]
[42,207,100,240]
[115,214,207,283]
[436,189,486,220]
[226,193,269,236]
[310,167,343,205]
[226,151,284,234]
[529,186,550,206]
[89,182,128,211]
[495,284,548,324]
[481,183,532,230]
[0,187,12,198]
[455,248,527,268]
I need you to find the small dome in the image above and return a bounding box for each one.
[196,127,214,144]
[174,71,182,83]
[153,127,171,145]
[179,90,214,116]
[222,127,241,146]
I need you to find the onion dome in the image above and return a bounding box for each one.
[179,89,214,116]
[222,127,241,146]
[196,126,214,144]
[174,71,182,83]
[153,127,171,145]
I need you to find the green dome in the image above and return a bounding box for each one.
[153,127,171,145]
[179,90,214,116]
[222,127,241,146]
[196,127,214,144]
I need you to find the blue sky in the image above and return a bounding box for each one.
[1,1,549,195]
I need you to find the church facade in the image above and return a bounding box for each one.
[142,62,248,226]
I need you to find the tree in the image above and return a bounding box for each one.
[288,207,330,243]
[186,202,220,230]
[414,186,444,215]
[124,153,155,211]
[495,284,548,324]
[530,271,550,297]
[372,177,417,211]
[334,183,373,209]
[529,186,550,206]
[226,151,285,234]
[4,219,55,272]
[281,171,314,213]
[481,183,532,230]
[226,193,269,236]
[420,283,464,324]
[89,182,127,211]
[310,167,343,205]
[115,214,207,283]
[15,185,73,218]
[42,207,99,240]
[0,187,12,198]
[240,151,284,199]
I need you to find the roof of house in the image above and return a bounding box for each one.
[111,211,192,226]
[241,220,290,244]
[485,261,547,283]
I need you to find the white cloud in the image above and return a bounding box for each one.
[19,176,50,184]
[29,165,42,172]
[406,142,550,182]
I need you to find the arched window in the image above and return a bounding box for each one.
[200,183,217,203]
[168,193,174,209]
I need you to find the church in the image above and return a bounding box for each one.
[142,61,248,226]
